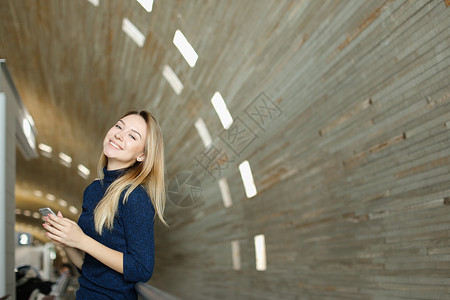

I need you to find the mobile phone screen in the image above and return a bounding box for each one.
[39,207,57,217]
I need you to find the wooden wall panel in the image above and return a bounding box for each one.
[149,1,450,299]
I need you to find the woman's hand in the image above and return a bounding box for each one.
[43,211,87,250]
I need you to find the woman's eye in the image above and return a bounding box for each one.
[115,124,122,129]
[129,134,136,140]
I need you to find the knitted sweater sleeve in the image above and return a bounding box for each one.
[121,187,155,282]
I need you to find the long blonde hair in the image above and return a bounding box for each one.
[94,110,168,234]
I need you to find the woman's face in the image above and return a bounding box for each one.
[103,114,148,170]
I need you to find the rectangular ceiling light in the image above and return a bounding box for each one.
[218,177,233,207]
[254,234,267,271]
[46,193,56,201]
[137,0,153,12]
[33,190,43,197]
[58,199,68,207]
[173,30,198,67]
[69,206,79,215]
[38,143,52,158]
[194,118,212,147]
[122,18,145,48]
[87,0,100,7]
[211,92,233,129]
[59,152,72,167]
[231,240,241,270]
[38,143,52,153]
[162,65,183,95]
[77,164,90,180]
[238,160,257,198]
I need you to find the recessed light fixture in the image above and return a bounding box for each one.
[211,92,233,130]
[77,164,90,179]
[162,65,184,95]
[33,190,43,197]
[254,234,267,271]
[59,152,72,167]
[239,160,257,198]
[194,118,212,147]
[87,0,100,7]
[32,212,41,219]
[46,194,56,201]
[137,0,153,12]
[122,18,145,48]
[218,178,232,207]
[23,210,31,217]
[58,199,67,207]
[15,208,22,215]
[173,30,198,67]
[69,206,79,215]
[38,143,52,158]
[231,240,241,270]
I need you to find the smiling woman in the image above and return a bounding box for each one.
[42,110,167,300]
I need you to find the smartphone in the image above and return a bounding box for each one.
[39,207,57,217]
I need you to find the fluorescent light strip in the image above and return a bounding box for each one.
[33,190,43,197]
[218,178,233,208]
[38,143,52,153]
[162,65,184,95]
[173,30,198,67]
[78,164,90,179]
[231,240,241,270]
[59,152,72,163]
[87,0,100,7]
[122,18,145,48]
[239,160,257,198]
[211,92,233,129]
[194,118,212,147]
[254,234,267,271]
[59,152,72,167]
[38,143,52,157]
[137,0,153,12]
[69,206,79,215]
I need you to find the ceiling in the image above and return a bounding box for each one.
[1,0,285,229]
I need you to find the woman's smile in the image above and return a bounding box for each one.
[109,140,123,150]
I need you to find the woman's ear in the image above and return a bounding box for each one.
[137,154,145,162]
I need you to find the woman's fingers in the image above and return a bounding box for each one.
[43,222,63,235]
[44,216,64,231]
[46,231,63,243]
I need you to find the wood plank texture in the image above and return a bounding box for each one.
[0,0,449,299]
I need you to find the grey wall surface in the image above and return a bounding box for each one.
[150,1,450,299]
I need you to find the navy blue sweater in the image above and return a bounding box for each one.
[76,168,155,299]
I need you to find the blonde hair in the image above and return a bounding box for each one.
[94,110,168,234]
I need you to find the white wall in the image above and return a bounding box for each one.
[0,65,17,299]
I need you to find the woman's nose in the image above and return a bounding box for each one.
[114,131,123,140]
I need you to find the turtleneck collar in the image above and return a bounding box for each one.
[102,167,127,184]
